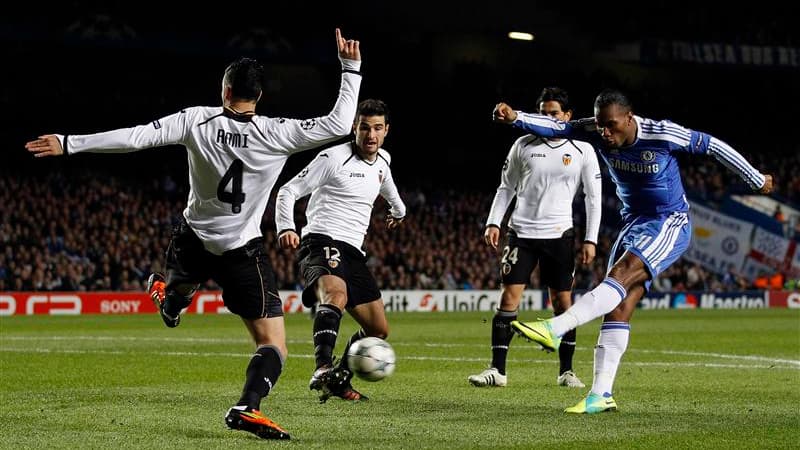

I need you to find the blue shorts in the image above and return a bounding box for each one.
[607,211,691,291]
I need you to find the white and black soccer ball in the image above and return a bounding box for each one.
[346,337,396,382]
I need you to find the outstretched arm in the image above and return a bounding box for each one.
[25,110,189,158]
[266,28,363,154]
[706,136,772,193]
[669,122,774,194]
[493,102,590,140]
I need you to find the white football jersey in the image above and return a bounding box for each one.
[59,60,361,255]
[487,135,602,242]
[275,143,406,252]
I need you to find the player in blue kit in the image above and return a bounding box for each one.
[492,89,773,413]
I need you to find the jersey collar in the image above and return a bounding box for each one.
[222,107,255,123]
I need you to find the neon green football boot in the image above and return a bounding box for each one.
[510,319,561,352]
[564,392,618,414]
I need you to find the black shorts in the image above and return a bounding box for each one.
[500,229,576,292]
[297,233,381,308]
[165,218,283,319]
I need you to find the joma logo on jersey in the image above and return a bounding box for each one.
[350,172,365,178]
[216,130,249,148]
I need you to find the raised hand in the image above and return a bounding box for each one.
[492,103,517,123]
[25,134,63,158]
[759,174,774,194]
[336,28,361,61]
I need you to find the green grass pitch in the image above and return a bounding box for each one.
[1,309,798,449]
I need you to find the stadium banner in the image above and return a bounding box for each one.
[5,290,793,314]
[0,290,545,316]
[638,40,799,68]
[767,291,800,309]
[741,227,800,280]
[638,291,769,309]
[382,290,544,312]
[684,202,753,275]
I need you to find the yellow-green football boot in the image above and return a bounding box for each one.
[564,392,618,414]
[510,319,561,352]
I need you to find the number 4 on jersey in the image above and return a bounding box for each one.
[217,159,246,213]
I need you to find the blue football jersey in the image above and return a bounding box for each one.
[512,112,765,217]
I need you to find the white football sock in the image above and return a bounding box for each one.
[591,321,630,396]
[550,278,626,337]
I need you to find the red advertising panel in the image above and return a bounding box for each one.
[0,291,314,316]
[767,291,800,308]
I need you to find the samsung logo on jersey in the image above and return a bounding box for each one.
[608,158,660,174]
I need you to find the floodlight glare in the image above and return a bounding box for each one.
[508,32,534,41]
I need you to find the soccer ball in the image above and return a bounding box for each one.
[346,337,396,382]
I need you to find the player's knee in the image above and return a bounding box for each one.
[366,324,388,339]
[320,289,347,309]
[500,285,524,309]
[552,293,572,314]
[608,265,648,289]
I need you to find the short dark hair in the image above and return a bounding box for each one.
[223,58,263,101]
[536,87,571,113]
[594,89,633,112]
[356,99,390,123]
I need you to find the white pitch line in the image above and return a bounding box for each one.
[2,334,799,367]
[0,347,797,371]
[634,348,800,366]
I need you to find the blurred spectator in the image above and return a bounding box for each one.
[721,264,748,291]
[774,205,786,223]
[2,156,797,292]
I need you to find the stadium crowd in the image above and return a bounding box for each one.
[1,153,796,293]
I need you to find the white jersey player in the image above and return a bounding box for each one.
[276,99,405,403]
[25,28,363,440]
[469,87,601,390]
[275,143,404,252]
